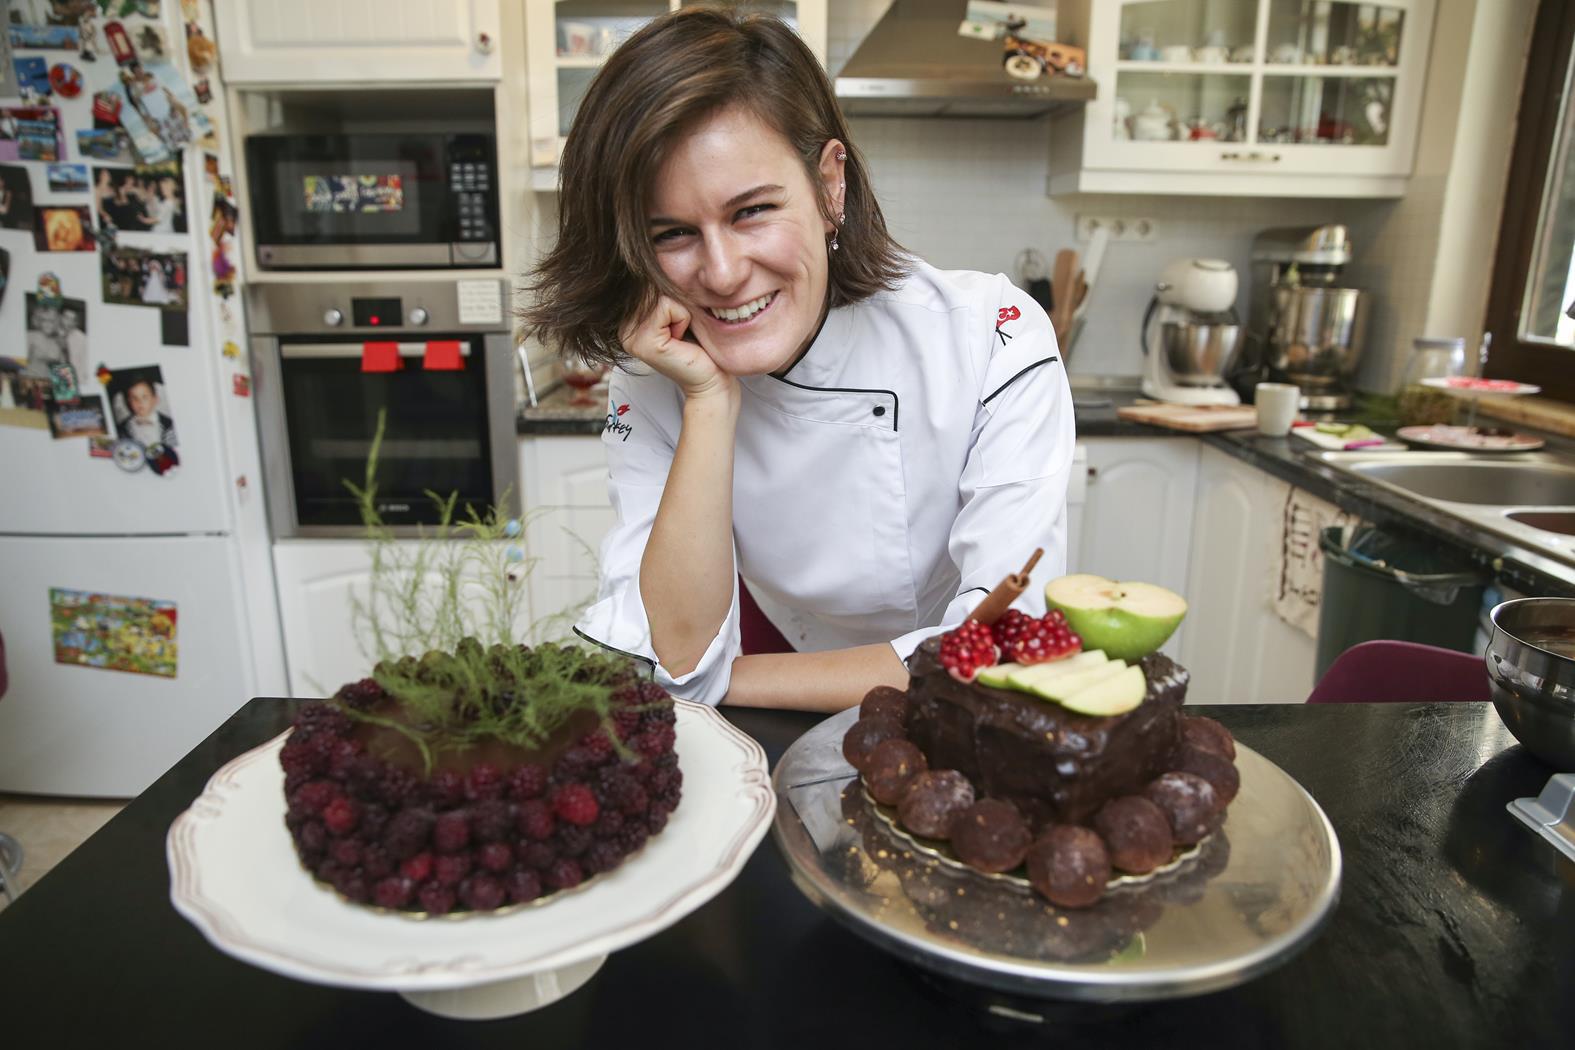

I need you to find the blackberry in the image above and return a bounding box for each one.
[637,681,671,706]
[293,780,339,816]
[358,803,390,842]
[544,858,584,891]
[433,852,471,887]
[477,841,513,873]
[505,763,548,801]
[433,810,471,853]
[294,702,351,738]
[283,769,312,796]
[465,763,504,802]
[578,731,614,765]
[428,770,466,808]
[329,838,362,868]
[280,740,326,779]
[418,882,456,916]
[362,843,394,881]
[582,840,624,876]
[372,876,415,910]
[334,870,370,904]
[612,709,641,739]
[519,841,557,871]
[592,809,625,839]
[555,824,593,858]
[335,676,387,709]
[516,799,555,841]
[375,765,419,808]
[346,755,386,800]
[554,747,599,782]
[471,799,512,843]
[327,737,365,778]
[460,874,506,911]
[382,807,435,860]
[506,868,542,904]
[648,766,682,796]
[295,820,327,859]
[646,808,670,835]
[615,823,650,856]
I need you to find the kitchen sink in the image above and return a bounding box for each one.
[1312,451,1575,571]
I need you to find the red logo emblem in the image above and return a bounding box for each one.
[995,304,1021,345]
[616,403,630,416]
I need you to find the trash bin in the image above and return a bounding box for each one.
[1315,525,1489,680]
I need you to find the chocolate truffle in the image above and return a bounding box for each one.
[1143,772,1222,846]
[1026,825,1112,909]
[865,738,928,806]
[842,715,904,773]
[1179,715,1236,760]
[860,685,911,725]
[1092,795,1174,874]
[951,798,1031,874]
[1172,743,1240,804]
[897,770,975,840]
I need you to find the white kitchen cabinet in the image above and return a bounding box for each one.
[523,1,828,182]
[519,435,617,631]
[1075,437,1200,656]
[1049,0,1434,197]
[214,0,503,83]
[1179,443,1317,703]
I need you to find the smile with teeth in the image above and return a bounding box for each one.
[706,292,777,324]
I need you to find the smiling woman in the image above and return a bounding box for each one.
[521,8,1077,713]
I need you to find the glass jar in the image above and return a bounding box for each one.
[1397,337,1466,426]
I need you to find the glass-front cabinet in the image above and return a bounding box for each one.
[524,1,826,184]
[1049,0,1434,196]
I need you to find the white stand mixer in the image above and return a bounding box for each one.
[1141,258,1243,406]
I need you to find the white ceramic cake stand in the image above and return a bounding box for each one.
[168,700,774,1020]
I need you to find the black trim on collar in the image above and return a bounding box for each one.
[982,356,1060,405]
[572,626,657,675]
[765,373,900,431]
[957,586,989,602]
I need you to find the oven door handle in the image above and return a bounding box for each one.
[280,342,472,359]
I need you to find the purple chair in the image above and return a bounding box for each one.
[1306,639,1490,704]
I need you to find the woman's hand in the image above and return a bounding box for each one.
[618,295,736,401]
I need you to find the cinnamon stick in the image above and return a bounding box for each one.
[966,548,1044,626]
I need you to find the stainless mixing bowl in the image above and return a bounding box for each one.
[1486,598,1575,768]
[1264,286,1369,390]
[1160,321,1242,386]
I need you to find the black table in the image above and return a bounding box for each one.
[2,701,1570,1048]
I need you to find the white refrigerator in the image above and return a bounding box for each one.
[0,1,284,796]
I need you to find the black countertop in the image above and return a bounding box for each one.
[1,698,1570,1048]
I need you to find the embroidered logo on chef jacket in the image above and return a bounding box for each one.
[995,304,1021,345]
[604,402,634,442]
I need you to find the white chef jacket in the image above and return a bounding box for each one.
[575,258,1077,706]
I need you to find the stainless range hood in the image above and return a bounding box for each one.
[835,0,1096,118]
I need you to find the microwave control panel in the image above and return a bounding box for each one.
[448,135,496,246]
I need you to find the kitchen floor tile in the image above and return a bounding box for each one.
[0,794,123,910]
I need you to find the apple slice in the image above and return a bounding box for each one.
[1004,650,1108,693]
[974,662,1023,688]
[1044,574,1188,662]
[1032,659,1128,703]
[1058,664,1147,717]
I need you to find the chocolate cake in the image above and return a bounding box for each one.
[902,636,1189,829]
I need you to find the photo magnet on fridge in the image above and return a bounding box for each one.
[0,106,65,161]
[106,363,178,451]
[0,362,52,429]
[0,164,35,229]
[77,128,130,161]
[46,394,109,439]
[102,246,188,309]
[49,587,178,679]
[46,161,89,193]
[25,292,89,383]
[32,204,94,251]
[94,157,185,233]
[15,56,52,97]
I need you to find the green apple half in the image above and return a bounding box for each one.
[1044,575,1188,662]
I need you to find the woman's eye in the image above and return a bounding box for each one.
[737,204,774,220]
[652,227,689,244]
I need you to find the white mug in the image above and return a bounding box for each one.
[1255,383,1301,436]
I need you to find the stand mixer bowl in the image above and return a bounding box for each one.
[1160,320,1242,386]
[1264,286,1368,389]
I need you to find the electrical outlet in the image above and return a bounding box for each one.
[1075,215,1158,243]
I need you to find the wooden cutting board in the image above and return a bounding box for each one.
[1116,403,1261,432]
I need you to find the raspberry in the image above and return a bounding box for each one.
[506,868,542,903]
[322,796,360,836]
[516,799,556,841]
[373,876,415,910]
[329,838,362,867]
[433,852,471,887]
[519,840,557,870]
[937,621,998,681]
[582,840,624,875]
[382,808,434,860]
[471,799,512,843]
[477,841,513,873]
[553,784,600,827]
[544,858,584,891]
[428,770,466,808]
[433,810,471,853]
[1002,612,1082,666]
[293,780,339,816]
[400,851,434,882]
[461,874,506,911]
[418,882,456,915]
[556,824,593,858]
[505,763,548,801]
[464,763,504,802]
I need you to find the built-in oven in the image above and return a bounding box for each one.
[245,132,499,270]
[249,279,517,536]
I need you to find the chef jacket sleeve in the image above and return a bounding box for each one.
[890,275,1077,661]
[572,367,741,707]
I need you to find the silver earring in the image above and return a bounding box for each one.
[836,150,846,161]
[830,233,840,252]
[838,212,846,223]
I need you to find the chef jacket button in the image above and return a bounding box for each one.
[872,405,886,417]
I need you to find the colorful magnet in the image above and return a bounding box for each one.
[49,587,178,679]
[506,546,525,562]
[88,435,114,458]
[38,273,63,304]
[49,63,84,98]
[104,21,136,67]
[185,23,216,72]
[193,78,210,104]
[144,441,179,476]
[134,25,167,61]
[232,374,250,398]
[221,340,240,359]
[503,518,522,538]
[15,56,51,97]
[92,88,123,125]
[422,340,463,371]
[96,363,114,386]
[111,437,145,472]
[361,342,401,373]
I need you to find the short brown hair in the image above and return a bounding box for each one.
[521,7,909,366]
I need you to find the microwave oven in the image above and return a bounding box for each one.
[245,132,499,270]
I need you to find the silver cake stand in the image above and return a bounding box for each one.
[772,707,1341,1003]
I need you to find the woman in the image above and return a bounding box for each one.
[524,9,1075,712]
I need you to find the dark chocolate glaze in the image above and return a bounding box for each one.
[903,640,1187,828]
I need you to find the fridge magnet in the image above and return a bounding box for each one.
[93,158,185,232]
[32,205,94,251]
[7,23,82,51]
[110,436,145,471]
[159,306,187,346]
[47,62,84,98]
[15,56,53,97]
[221,340,240,359]
[192,78,210,105]
[184,21,215,72]
[1,106,65,161]
[46,394,109,438]
[232,374,250,398]
[76,4,102,62]
[144,440,178,475]
[88,435,114,458]
[46,162,89,192]
[104,20,136,67]
[138,0,163,18]
[133,24,167,61]
[107,363,178,450]
[76,127,129,160]
[37,271,63,303]
[0,361,51,429]
[25,292,89,383]
[0,165,36,229]
[201,151,219,183]
[102,246,187,309]
[0,247,8,310]
[49,587,178,679]
[92,88,123,127]
[48,361,79,400]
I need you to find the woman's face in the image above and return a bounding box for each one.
[647,105,843,376]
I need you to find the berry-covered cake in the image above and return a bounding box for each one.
[280,640,681,916]
[843,568,1241,909]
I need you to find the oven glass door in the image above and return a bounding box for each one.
[278,337,494,527]
[247,134,447,248]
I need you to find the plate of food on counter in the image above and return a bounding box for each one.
[772,554,1342,1002]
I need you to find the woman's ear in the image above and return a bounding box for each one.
[817,138,846,232]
